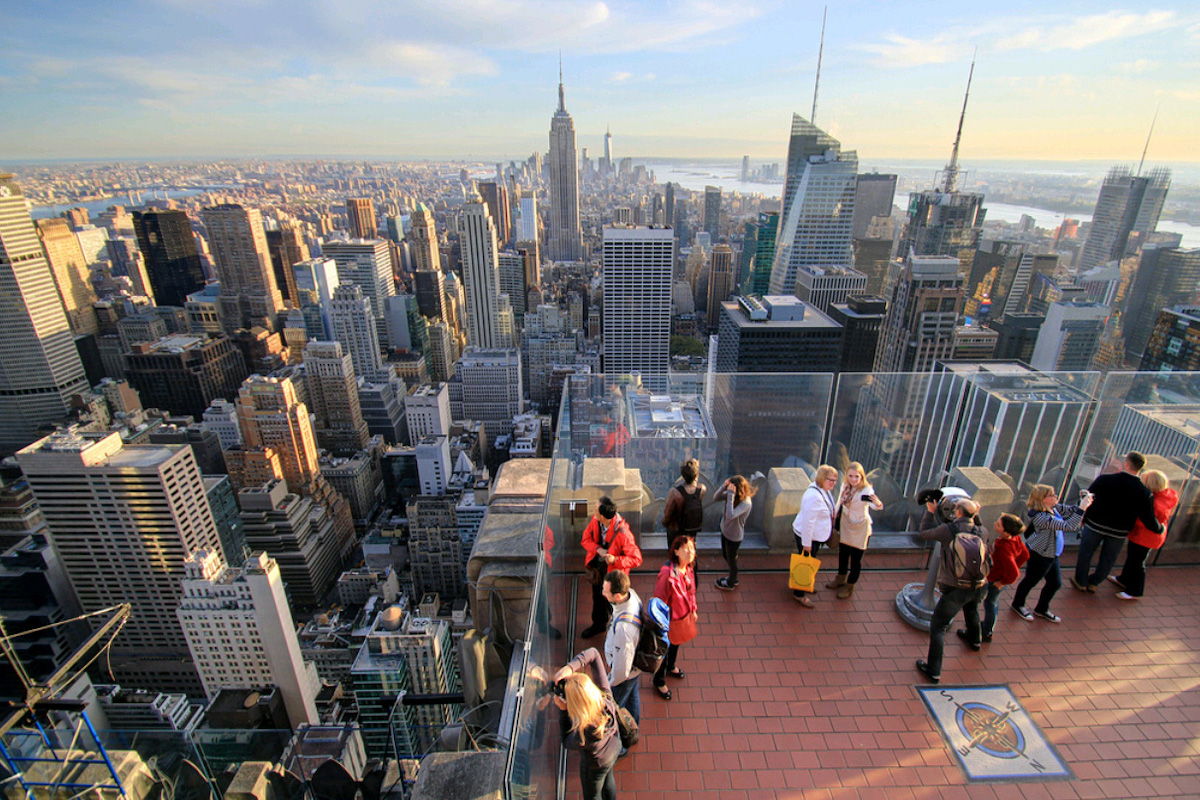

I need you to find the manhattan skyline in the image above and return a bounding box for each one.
[1,1,1197,163]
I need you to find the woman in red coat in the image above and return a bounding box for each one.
[651,535,697,701]
[1112,470,1177,599]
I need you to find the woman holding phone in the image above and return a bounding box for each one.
[827,462,884,598]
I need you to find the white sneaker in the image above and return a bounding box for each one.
[1115,592,1138,601]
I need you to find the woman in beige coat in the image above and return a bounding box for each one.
[827,462,883,598]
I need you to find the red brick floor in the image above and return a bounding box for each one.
[567,559,1200,799]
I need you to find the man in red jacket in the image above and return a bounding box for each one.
[580,496,643,638]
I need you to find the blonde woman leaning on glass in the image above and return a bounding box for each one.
[827,462,883,599]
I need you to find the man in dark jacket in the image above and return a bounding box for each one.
[1072,452,1163,593]
[915,498,988,683]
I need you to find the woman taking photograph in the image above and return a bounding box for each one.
[553,647,621,800]
[1112,469,1177,600]
[1011,483,1091,623]
[714,475,756,591]
[652,535,698,700]
[827,462,883,599]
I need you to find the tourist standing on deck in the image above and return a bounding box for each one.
[1072,451,1163,593]
[714,475,755,591]
[581,496,643,639]
[1012,484,1090,623]
[1111,469,1177,600]
[826,462,883,599]
[652,535,697,701]
[791,464,839,608]
[662,458,706,540]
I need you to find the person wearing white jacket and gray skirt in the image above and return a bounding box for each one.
[714,475,756,591]
[791,464,839,608]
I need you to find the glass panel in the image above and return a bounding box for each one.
[827,370,970,543]
[1070,370,1200,563]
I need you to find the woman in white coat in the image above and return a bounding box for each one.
[826,462,883,598]
[791,464,839,608]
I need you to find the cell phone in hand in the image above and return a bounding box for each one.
[861,493,873,501]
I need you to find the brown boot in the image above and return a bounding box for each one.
[837,582,855,599]
[825,573,847,590]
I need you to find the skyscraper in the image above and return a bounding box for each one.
[750,211,779,295]
[458,347,524,439]
[706,243,734,329]
[897,64,985,263]
[602,226,674,386]
[768,115,857,295]
[331,284,384,381]
[458,197,503,348]
[477,182,511,248]
[132,209,206,308]
[874,254,964,373]
[0,174,89,455]
[1077,166,1171,272]
[17,430,221,695]
[1124,246,1200,361]
[409,203,442,273]
[851,173,898,240]
[178,549,320,728]
[303,340,370,453]
[321,238,395,345]
[345,198,377,239]
[266,222,309,306]
[124,334,248,419]
[548,67,583,262]
[201,204,284,331]
[36,218,99,336]
[703,185,722,242]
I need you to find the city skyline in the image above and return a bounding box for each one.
[1,2,1197,163]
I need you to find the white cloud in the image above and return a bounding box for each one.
[1119,59,1158,74]
[858,9,1182,68]
[369,42,498,86]
[993,10,1175,52]
[855,32,974,66]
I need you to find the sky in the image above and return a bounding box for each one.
[1,1,1198,165]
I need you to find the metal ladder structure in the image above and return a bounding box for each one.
[0,604,131,800]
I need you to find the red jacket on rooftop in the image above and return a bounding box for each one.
[581,513,642,573]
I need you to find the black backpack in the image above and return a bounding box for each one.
[615,597,670,674]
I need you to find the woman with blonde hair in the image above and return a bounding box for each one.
[827,462,883,599]
[791,464,839,608]
[1112,469,1177,600]
[714,474,756,591]
[553,647,621,799]
[1010,483,1091,623]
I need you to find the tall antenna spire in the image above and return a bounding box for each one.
[1137,105,1159,176]
[558,52,565,113]
[811,5,827,124]
[942,53,975,193]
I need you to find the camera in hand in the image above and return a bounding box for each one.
[861,493,874,501]
[552,680,567,699]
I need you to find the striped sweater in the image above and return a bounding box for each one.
[1026,504,1084,558]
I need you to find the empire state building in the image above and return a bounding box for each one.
[548,67,583,262]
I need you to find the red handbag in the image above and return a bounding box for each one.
[668,614,697,645]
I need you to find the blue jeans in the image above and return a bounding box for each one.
[611,675,641,725]
[981,583,1004,639]
[1012,551,1061,614]
[926,585,985,677]
[1075,525,1126,588]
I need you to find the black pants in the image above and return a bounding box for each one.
[590,572,611,630]
[793,538,823,597]
[721,536,741,584]
[653,643,680,688]
[837,544,865,584]
[1011,551,1061,614]
[926,585,985,677]
[579,755,617,800]
[1116,542,1153,597]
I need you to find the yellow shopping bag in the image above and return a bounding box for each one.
[788,553,822,592]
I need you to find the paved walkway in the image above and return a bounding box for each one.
[567,557,1200,799]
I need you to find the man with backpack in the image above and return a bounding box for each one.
[602,570,643,730]
[915,498,991,684]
